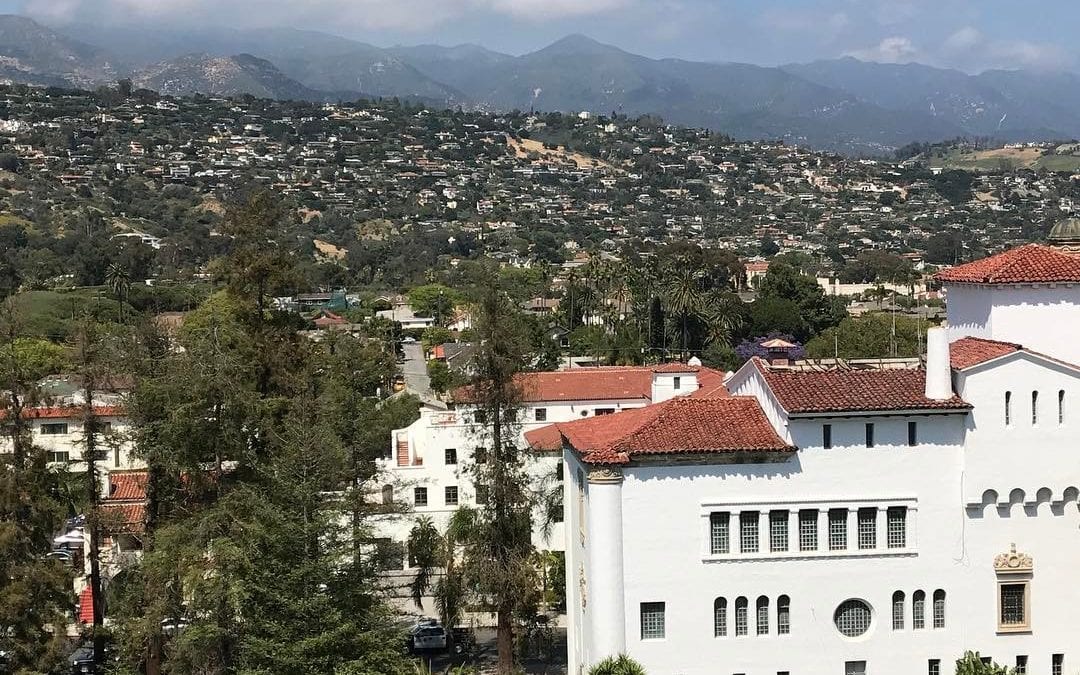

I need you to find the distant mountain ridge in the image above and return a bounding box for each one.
[3,15,1078,153]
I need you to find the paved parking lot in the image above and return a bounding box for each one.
[421,627,567,674]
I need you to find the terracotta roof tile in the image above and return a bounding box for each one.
[934,244,1080,284]
[101,502,146,533]
[524,424,564,452]
[758,360,970,414]
[0,405,124,420]
[531,396,793,465]
[949,337,1022,370]
[108,470,148,501]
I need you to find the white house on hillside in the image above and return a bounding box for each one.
[540,225,1080,675]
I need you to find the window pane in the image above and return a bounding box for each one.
[1000,584,1025,627]
[822,423,832,448]
[858,508,876,550]
[1052,655,1063,675]
[828,509,848,551]
[445,486,458,506]
[892,591,905,630]
[713,598,727,637]
[834,600,872,637]
[640,602,665,640]
[1015,656,1027,674]
[445,448,457,465]
[913,590,925,629]
[777,595,790,635]
[770,510,789,552]
[908,420,918,446]
[756,596,769,635]
[887,507,907,548]
[414,487,427,506]
[735,597,748,636]
[932,590,946,628]
[710,512,730,555]
[865,423,874,447]
[740,512,759,553]
[798,510,818,551]
[929,660,941,675]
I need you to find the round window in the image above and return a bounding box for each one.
[834,599,873,637]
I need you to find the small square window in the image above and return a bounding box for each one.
[845,661,866,675]
[822,423,832,449]
[908,421,918,446]
[414,487,428,507]
[535,408,547,422]
[865,423,875,448]
[673,376,682,390]
[444,448,457,465]
[445,486,459,506]
[640,602,665,640]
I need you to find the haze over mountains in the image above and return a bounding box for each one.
[1,14,1078,154]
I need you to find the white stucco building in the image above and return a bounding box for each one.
[377,364,725,556]
[543,232,1080,675]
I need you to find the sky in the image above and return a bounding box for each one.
[5,0,1078,72]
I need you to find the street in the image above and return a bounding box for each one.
[401,341,433,398]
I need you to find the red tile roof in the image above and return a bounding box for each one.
[525,424,564,452]
[528,396,793,465]
[108,470,148,501]
[934,244,1080,284]
[949,337,1022,370]
[0,405,124,420]
[756,360,970,414]
[454,364,726,404]
[101,502,146,533]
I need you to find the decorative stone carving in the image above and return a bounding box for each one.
[994,543,1034,574]
[587,467,624,484]
[579,563,588,609]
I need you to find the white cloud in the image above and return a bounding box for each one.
[943,26,981,52]
[484,0,629,21]
[846,36,920,63]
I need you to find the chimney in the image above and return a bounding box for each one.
[925,326,953,400]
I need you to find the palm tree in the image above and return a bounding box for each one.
[407,509,478,642]
[588,654,648,675]
[664,264,704,360]
[105,262,131,322]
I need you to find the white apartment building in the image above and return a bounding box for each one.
[546,228,1080,675]
[378,364,726,555]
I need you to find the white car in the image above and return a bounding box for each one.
[409,621,448,651]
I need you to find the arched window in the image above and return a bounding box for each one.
[1059,390,1066,425]
[735,596,748,636]
[1032,391,1039,425]
[777,595,790,635]
[913,590,926,629]
[933,590,946,628]
[756,596,770,635]
[892,591,905,630]
[1005,391,1012,426]
[381,484,394,504]
[713,598,727,637]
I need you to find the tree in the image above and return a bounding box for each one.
[664,265,704,360]
[589,654,648,675]
[806,314,924,359]
[105,262,131,322]
[408,284,459,324]
[955,651,1014,675]
[428,359,463,395]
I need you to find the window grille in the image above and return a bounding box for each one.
[414,487,427,506]
[777,595,790,635]
[640,602,665,640]
[1005,391,1012,425]
[710,512,730,554]
[444,485,458,506]
[734,597,748,636]
[928,660,941,675]
[1015,656,1027,674]
[1000,584,1026,627]
[857,508,876,550]
[932,589,946,628]
[740,512,759,553]
[444,448,457,465]
[892,591,905,630]
[1052,655,1064,675]
[1059,390,1065,425]
[798,510,818,551]
[834,600,872,637]
[828,509,848,550]
[756,596,769,635]
[887,507,907,548]
[769,510,789,552]
[1032,391,1039,425]
[713,598,727,637]
[913,590,926,629]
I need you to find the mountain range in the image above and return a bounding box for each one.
[1,15,1078,154]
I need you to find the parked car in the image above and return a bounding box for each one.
[407,619,448,652]
[450,627,477,655]
[69,640,115,674]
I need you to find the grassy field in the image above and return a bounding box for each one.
[928,146,1080,172]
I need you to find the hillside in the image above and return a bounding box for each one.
[132,53,323,101]
[0,14,117,87]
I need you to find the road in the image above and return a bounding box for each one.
[401,341,432,398]
[423,627,568,674]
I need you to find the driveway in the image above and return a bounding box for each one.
[401,341,432,397]
[422,627,568,675]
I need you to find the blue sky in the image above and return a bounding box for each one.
[5,0,1078,72]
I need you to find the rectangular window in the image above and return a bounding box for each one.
[735,599,748,636]
[769,510,789,552]
[47,450,69,464]
[1052,655,1064,675]
[828,509,848,551]
[1005,391,1012,426]
[1032,391,1039,425]
[444,448,457,465]
[740,512,759,553]
[1059,390,1065,425]
[822,423,832,449]
[640,602,665,640]
[414,487,428,507]
[999,583,1027,629]
[887,507,907,549]
[845,662,867,675]
[865,423,875,448]
[777,597,790,635]
[1014,656,1027,674]
[929,660,941,675]
[908,421,918,446]
[444,486,459,506]
[710,512,730,554]
[857,508,877,550]
[798,510,818,551]
[673,376,682,390]
[595,408,615,416]
[40,423,68,435]
[534,408,547,422]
